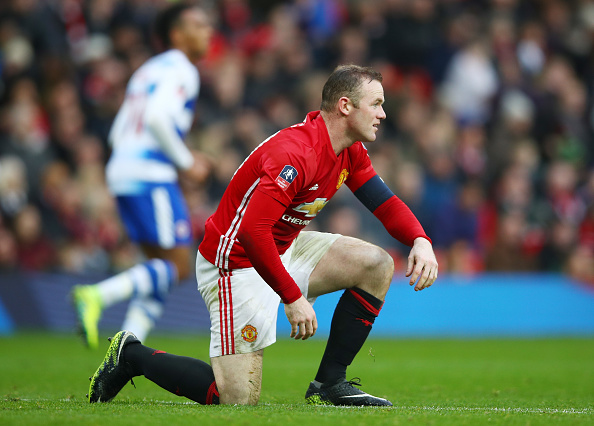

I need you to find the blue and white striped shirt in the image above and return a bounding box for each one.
[106,49,199,194]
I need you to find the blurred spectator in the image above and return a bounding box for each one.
[439,39,499,125]
[578,205,594,250]
[539,219,577,272]
[544,160,586,225]
[432,179,485,250]
[0,226,18,271]
[485,210,538,271]
[566,245,594,285]
[0,155,28,218]
[0,77,53,204]
[13,204,55,270]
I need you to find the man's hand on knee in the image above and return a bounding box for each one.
[284,296,317,340]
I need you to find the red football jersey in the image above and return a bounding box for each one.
[199,111,376,270]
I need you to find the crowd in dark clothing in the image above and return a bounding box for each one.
[0,0,593,284]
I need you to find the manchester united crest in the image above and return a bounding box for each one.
[336,169,349,189]
[241,325,258,343]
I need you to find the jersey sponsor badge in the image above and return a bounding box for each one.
[275,165,298,190]
[293,197,328,217]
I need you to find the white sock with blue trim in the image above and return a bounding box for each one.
[94,259,177,308]
[121,296,165,342]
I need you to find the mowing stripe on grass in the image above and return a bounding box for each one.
[24,399,591,415]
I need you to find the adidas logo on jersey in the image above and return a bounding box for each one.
[309,184,319,190]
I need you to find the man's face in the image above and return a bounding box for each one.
[347,79,386,143]
[177,8,213,61]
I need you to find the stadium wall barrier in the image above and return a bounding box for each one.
[0,297,13,335]
[0,272,593,337]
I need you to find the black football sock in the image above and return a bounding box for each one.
[124,343,219,405]
[314,287,384,386]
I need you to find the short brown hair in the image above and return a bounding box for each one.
[320,65,383,112]
[154,3,195,49]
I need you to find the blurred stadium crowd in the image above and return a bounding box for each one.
[0,0,593,284]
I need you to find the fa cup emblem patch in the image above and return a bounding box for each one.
[276,165,298,190]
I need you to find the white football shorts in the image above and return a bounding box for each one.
[196,231,341,357]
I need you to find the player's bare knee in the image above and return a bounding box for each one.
[357,246,393,295]
[380,248,395,281]
[365,246,393,277]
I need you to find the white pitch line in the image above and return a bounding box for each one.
[394,406,593,414]
[11,399,594,414]
[147,401,593,413]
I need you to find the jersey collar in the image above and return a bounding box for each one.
[306,110,342,162]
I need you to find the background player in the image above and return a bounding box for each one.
[86,65,438,407]
[72,4,213,348]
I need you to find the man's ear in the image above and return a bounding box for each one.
[337,97,351,116]
[169,27,183,48]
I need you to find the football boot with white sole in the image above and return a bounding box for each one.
[305,377,392,407]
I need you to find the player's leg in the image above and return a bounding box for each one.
[72,256,178,348]
[120,245,192,341]
[73,185,191,347]
[141,244,193,281]
[309,235,393,383]
[307,235,394,300]
[81,184,192,345]
[119,184,194,341]
[210,350,263,405]
[197,252,280,405]
[288,232,394,406]
[88,330,219,404]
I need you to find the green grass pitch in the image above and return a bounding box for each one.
[1,332,593,425]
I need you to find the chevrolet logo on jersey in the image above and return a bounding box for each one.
[293,198,328,217]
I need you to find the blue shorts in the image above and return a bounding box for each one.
[116,184,192,248]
